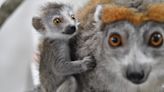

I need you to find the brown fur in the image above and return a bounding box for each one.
[101,4,145,25]
[76,0,111,25]
[147,3,164,23]
[77,0,164,26]
[101,3,164,26]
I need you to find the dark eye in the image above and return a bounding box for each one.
[53,18,62,25]
[108,33,122,47]
[149,32,163,47]
[71,15,75,20]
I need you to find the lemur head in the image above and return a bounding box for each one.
[93,3,164,91]
[32,3,78,37]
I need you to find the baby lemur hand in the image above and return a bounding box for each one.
[81,56,96,71]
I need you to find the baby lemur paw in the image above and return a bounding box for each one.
[81,56,96,71]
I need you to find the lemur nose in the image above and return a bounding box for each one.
[70,26,76,31]
[126,67,147,84]
[64,25,76,34]
[125,64,151,85]
[125,64,151,84]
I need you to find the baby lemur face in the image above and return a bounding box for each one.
[43,5,77,35]
[32,3,78,37]
[96,21,164,91]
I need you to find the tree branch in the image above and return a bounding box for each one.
[0,0,24,28]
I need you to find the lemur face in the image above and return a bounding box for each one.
[32,3,78,36]
[43,5,78,35]
[89,3,164,91]
[96,21,164,92]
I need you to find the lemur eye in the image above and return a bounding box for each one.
[71,15,75,20]
[149,32,163,47]
[108,33,122,47]
[53,18,62,25]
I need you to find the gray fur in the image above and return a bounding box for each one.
[69,21,164,92]
[57,0,164,91]
[56,76,77,92]
[32,2,96,92]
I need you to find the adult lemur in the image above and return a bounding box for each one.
[57,0,164,92]
[32,2,96,92]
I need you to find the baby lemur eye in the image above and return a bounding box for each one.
[53,18,62,25]
[149,32,163,47]
[108,33,122,47]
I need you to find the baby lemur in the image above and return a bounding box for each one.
[32,2,96,92]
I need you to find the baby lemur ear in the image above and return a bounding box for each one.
[32,17,46,32]
[94,5,103,22]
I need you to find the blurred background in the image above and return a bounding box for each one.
[0,0,89,92]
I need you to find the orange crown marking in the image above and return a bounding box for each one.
[147,3,164,23]
[101,3,164,25]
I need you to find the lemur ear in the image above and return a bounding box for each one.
[32,17,46,33]
[94,5,103,22]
